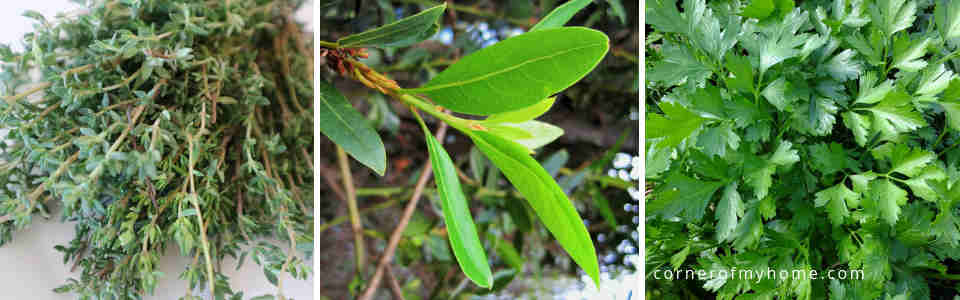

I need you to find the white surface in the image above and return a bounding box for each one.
[0,2,314,299]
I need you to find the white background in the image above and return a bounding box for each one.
[0,1,315,299]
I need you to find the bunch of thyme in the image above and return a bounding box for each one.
[0,0,313,299]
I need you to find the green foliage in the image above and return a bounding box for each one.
[319,1,619,290]
[317,80,387,175]
[530,0,593,31]
[404,27,609,115]
[416,112,493,288]
[0,0,313,299]
[337,3,446,48]
[646,0,960,299]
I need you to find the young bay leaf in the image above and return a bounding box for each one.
[467,130,600,285]
[531,0,593,31]
[419,120,493,288]
[484,120,564,151]
[483,97,555,123]
[317,80,387,175]
[404,27,609,115]
[337,4,446,48]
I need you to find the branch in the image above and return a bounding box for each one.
[385,264,406,300]
[357,121,449,300]
[336,146,366,278]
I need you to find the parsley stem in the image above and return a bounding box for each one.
[934,48,960,67]
[934,127,948,148]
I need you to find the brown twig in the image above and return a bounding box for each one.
[336,146,366,278]
[385,264,406,300]
[357,122,449,300]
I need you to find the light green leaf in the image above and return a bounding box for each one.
[745,162,775,200]
[468,131,599,285]
[891,36,930,72]
[697,123,740,158]
[869,0,917,39]
[846,32,882,66]
[485,121,564,151]
[733,208,763,250]
[842,111,872,146]
[483,97,555,123]
[726,54,754,95]
[317,80,387,175]
[814,184,857,226]
[769,141,800,166]
[405,27,609,115]
[532,0,593,31]
[337,4,446,48]
[855,72,894,104]
[648,40,711,86]
[646,0,685,33]
[850,171,878,195]
[915,64,954,97]
[647,102,707,149]
[935,0,960,41]
[742,0,776,19]
[865,178,907,225]
[484,124,535,140]
[822,49,862,81]
[862,90,926,135]
[833,0,870,27]
[941,102,960,131]
[650,171,724,221]
[671,244,691,270]
[419,120,493,288]
[871,143,936,177]
[904,165,946,202]
[684,0,739,62]
[716,182,743,242]
[761,77,795,111]
[739,9,809,72]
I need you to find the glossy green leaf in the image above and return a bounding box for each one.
[468,130,599,285]
[531,0,593,31]
[317,80,387,175]
[337,4,446,48]
[405,27,609,115]
[742,0,776,19]
[483,97,555,123]
[419,119,493,288]
[484,124,535,140]
[484,120,564,151]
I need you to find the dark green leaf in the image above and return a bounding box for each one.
[337,4,446,48]
[317,80,387,175]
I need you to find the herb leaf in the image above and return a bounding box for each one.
[318,80,387,175]
[337,4,446,48]
[404,27,609,115]
[419,119,493,288]
[468,130,600,285]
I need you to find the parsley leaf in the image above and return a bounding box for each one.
[647,101,708,149]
